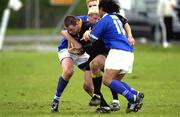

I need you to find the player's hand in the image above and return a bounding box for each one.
[128,36,135,46]
[82,30,91,41]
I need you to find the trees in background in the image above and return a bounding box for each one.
[0,0,87,28]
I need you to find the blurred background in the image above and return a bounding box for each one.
[0,0,87,51]
[0,0,180,51]
[124,0,180,45]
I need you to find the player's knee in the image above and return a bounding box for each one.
[63,69,74,80]
[90,60,99,72]
[102,77,111,86]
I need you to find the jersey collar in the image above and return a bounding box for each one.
[78,19,83,33]
[102,13,108,18]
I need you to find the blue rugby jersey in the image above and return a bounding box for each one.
[90,13,133,52]
[58,15,88,51]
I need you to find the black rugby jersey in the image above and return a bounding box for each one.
[70,19,109,58]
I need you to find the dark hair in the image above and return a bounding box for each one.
[64,16,77,27]
[99,0,120,13]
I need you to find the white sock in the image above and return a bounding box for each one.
[112,99,119,104]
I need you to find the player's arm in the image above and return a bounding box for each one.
[117,14,135,46]
[83,19,106,42]
[61,30,82,49]
[124,23,135,46]
[82,29,91,41]
[61,30,85,55]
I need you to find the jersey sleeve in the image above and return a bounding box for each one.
[90,19,106,41]
[115,14,128,27]
[76,15,88,22]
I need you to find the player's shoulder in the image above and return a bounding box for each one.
[98,15,111,24]
[101,14,112,21]
[76,15,88,22]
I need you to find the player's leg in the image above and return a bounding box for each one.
[79,56,101,107]
[92,73,111,113]
[112,77,139,96]
[103,69,136,104]
[76,52,96,103]
[103,49,144,113]
[51,50,74,112]
[103,71,143,112]
[90,55,120,111]
[89,55,103,106]
[90,55,111,113]
[83,70,94,96]
[51,58,74,112]
[109,75,120,111]
[110,89,120,111]
[113,74,144,113]
[121,81,139,96]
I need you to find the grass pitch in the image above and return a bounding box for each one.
[0,44,180,117]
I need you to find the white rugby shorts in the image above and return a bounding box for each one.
[105,49,134,74]
[58,49,89,66]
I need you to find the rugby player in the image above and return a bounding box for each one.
[82,0,144,113]
[51,0,100,112]
[61,14,111,113]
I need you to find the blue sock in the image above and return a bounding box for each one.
[53,76,68,102]
[121,81,138,95]
[109,80,135,102]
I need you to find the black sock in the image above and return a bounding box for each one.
[99,92,109,107]
[92,76,109,107]
[111,89,118,100]
[92,76,102,95]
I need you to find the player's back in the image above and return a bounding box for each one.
[91,14,133,52]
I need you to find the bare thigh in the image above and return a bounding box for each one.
[61,57,74,80]
[90,55,106,74]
